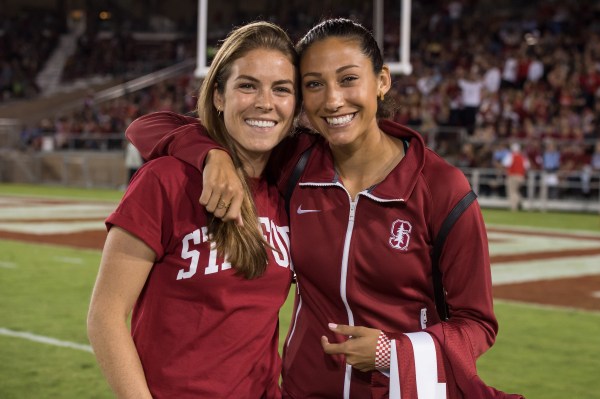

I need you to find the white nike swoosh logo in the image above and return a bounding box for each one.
[297,205,321,214]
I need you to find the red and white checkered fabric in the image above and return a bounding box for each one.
[374,331,391,370]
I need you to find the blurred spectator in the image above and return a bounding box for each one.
[487,141,510,197]
[482,56,501,94]
[560,143,592,198]
[124,141,144,184]
[457,65,485,136]
[503,142,530,211]
[590,140,600,198]
[591,140,600,171]
[526,54,544,84]
[542,139,561,199]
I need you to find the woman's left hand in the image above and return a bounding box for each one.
[321,323,381,372]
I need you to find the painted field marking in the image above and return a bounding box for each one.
[0,261,17,268]
[0,221,105,234]
[495,298,600,315]
[53,256,84,265]
[487,224,600,238]
[0,327,93,353]
[488,229,600,256]
[492,254,600,285]
[0,203,116,220]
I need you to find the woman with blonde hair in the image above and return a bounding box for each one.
[87,21,299,398]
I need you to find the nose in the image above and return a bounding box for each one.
[324,86,343,112]
[255,89,274,111]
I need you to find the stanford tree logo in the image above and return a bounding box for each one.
[389,219,412,250]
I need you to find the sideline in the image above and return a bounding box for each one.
[0,327,93,353]
[494,298,600,316]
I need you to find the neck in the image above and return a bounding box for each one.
[239,151,270,178]
[332,130,405,198]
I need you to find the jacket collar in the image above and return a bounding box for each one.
[300,119,426,202]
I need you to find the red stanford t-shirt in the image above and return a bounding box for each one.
[106,156,291,399]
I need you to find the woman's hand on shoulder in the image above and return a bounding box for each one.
[202,149,244,226]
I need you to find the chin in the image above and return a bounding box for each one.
[324,131,353,146]
[247,142,277,154]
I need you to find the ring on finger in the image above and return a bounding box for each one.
[217,200,228,209]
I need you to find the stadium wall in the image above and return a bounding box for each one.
[1,150,599,213]
[0,151,127,188]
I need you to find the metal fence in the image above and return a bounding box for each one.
[462,167,600,213]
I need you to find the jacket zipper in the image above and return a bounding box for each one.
[341,191,358,399]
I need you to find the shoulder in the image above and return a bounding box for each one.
[422,149,472,200]
[135,156,202,184]
[144,156,200,172]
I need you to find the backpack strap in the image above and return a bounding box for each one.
[285,146,314,216]
[431,190,478,321]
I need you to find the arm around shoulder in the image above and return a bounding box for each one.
[125,111,226,171]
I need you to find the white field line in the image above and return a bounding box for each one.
[53,256,84,265]
[0,221,105,234]
[494,298,600,315]
[0,261,17,268]
[486,224,600,239]
[486,225,600,285]
[488,230,600,255]
[0,204,116,220]
[0,327,93,353]
[492,254,600,285]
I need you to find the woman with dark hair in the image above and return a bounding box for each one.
[128,18,523,399]
[87,21,299,398]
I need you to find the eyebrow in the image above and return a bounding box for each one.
[235,75,294,86]
[302,64,360,79]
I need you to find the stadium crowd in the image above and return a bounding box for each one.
[4,0,600,192]
[0,9,61,101]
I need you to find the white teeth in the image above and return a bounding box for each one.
[246,119,276,128]
[326,114,354,125]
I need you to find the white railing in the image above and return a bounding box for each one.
[462,167,600,213]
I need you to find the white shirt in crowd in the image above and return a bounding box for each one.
[458,78,484,107]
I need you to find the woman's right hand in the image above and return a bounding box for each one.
[201,149,244,226]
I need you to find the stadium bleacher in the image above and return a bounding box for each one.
[0,0,599,210]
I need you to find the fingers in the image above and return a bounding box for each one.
[321,335,345,355]
[200,187,244,226]
[328,323,363,337]
[213,196,233,219]
[201,149,244,225]
[223,191,244,227]
[323,323,380,372]
[201,188,221,213]
[199,186,214,208]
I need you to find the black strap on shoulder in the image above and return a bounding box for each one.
[431,190,478,321]
[285,146,314,216]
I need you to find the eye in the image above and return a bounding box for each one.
[340,75,358,85]
[274,86,293,95]
[238,82,256,91]
[303,80,322,89]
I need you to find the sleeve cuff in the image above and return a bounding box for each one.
[375,331,392,370]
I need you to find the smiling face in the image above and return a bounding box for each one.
[214,48,296,166]
[300,36,390,149]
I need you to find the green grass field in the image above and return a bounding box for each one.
[1,183,599,399]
